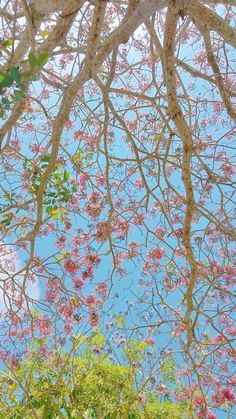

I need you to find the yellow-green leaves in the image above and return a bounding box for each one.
[28,51,49,69]
[0,342,191,418]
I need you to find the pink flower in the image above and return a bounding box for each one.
[91,346,102,355]
[144,247,165,273]
[134,178,145,189]
[89,191,103,205]
[205,184,213,192]
[56,235,66,249]
[150,248,165,259]
[24,123,34,132]
[79,173,89,186]
[82,268,93,279]
[144,338,155,346]
[0,351,9,362]
[206,412,217,419]
[65,119,73,130]
[35,317,51,336]
[211,334,224,344]
[133,214,145,225]
[10,138,21,151]
[83,254,101,271]
[85,203,102,218]
[212,387,235,405]
[86,295,96,307]
[64,259,79,275]
[193,396,204,406]
[111,218,130,239]
[227,327,236,336]
[221,388,235,402]
[172,324,185,336]
[89,310,100,327]
[128,241,140,258]
[154,227,166,238]
[73,278,84,290]
[73,232,89,245]
[96,174,105,186]
[96,283,107,295]
[30,143,41,154]
[171,228,183,238]
[39,346,48,356]
[73,130,86,140]
[95,222,110,243]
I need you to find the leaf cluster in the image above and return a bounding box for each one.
[24,156,76,219]
[0,342,191,419]
[0,65,26,117]
[0,45,49,117]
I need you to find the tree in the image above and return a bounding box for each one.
[0,332,191,418]
[0,1,235,418]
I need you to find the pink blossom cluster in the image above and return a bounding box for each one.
[143,247,165,273]
[85,191,103,218]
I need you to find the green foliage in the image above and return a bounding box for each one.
[0,44,49,117]
[72,148,94,170]
[114,314,125,327]
[144,396,191,418]
[0,213,13,229]
[160,355,176,384]
[24,156,76,219]
[0,65,26,116]
[2,39,13,49]
[28,51,37,68]
[124,339,148,363]
[28,51,49,69]
[0,342,192,419]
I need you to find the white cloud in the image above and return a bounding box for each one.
[0,244,40,314]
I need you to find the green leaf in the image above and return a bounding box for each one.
[37,52,49,68]
[13,90,25,101]
[0,74,13,88]
[40,30,49,38]
[1,214,13,225]
[0,72,5,83]
[2,97,11,110]
[53,173,61,182]
[115,314,125,327]
[3,39,13,49]
[41,155,50,163]
[55,254,64,261]
[63,170,70,182]
[10,66,20,83]
[21,71,34,79]
[18,82,27,92]
[28,51,37,67]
